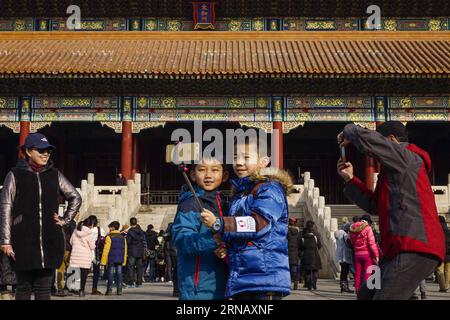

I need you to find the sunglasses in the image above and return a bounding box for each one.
[32,148,53,155]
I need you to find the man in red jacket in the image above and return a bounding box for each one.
[337,121,445,300]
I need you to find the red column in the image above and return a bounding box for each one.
[121,121,133,181]
[18,121,30,158]
[272,121,284,169]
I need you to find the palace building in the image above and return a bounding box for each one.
[0,0,449,207]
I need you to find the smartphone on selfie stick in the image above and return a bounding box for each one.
[165,141,204,212]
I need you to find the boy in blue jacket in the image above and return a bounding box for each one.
[202,138,293,299]
[172,157,229,300]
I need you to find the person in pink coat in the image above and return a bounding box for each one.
[349,215,380,292]
[69,217,96,297]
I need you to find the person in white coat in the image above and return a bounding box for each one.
[89,215,106,295]
[335,221,354,293]
[69,217,95,297]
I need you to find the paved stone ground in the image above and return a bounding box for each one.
[51,277,450,300]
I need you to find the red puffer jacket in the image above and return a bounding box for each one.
[349,221,379,260]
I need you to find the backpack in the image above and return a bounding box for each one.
[95,227,105,264]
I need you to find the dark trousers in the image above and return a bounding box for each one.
[79,268,89,291]
[92,263,101,289]
[107,263,123,291]
[165,255,173,282]
[340,262,351,282]
[15,269,54,300]
[232,291,285,300]
[128,256,143,285]
[157,263,166,279]
[358,252,439,300]
[171,255,178,293]
[304,269,318,289]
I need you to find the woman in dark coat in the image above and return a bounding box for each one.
[287,218,301,290]
[0,133,81,300]
[299,220,322,290]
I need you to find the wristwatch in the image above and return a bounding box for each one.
[211,218,222,233]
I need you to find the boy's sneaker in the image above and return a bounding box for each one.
[167,281,173,285]
[105,289,113,296]
[127,284,136,289]
[117,289,122,296]
[161,277,165,282]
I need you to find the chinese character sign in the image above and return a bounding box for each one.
[193,2,216,30]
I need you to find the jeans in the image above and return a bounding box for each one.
[418,279,427,294]
[148,259,156,281]
[92,263,101,289]
[107,263,123,291]
[15,269,54,300]
[358,252,440,300]
[128,256,143,285]
[289,263,300,282]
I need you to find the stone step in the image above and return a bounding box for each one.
[329,205,378,228]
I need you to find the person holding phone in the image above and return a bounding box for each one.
[336,122,445,300]
[0,133,82,300]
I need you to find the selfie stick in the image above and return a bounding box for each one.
[173,140,204,211]
[178,163,204,212]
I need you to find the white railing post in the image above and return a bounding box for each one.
[112,196,122,222]
[135,173,142,207]
[331,218,338,233]
[324,206,331,233]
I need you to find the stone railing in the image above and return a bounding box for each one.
[141,190,233,205]
[76,173,141,226]
[296,171,340,279]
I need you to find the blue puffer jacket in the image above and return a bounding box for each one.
[172,185,228,300]
[222,168,292,297]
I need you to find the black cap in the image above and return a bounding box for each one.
[376,121,407,140]
[23,133,55,150]
[361,214,373,225]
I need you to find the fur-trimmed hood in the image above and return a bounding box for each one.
[249,167,294,195]
[350,221,368,234]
